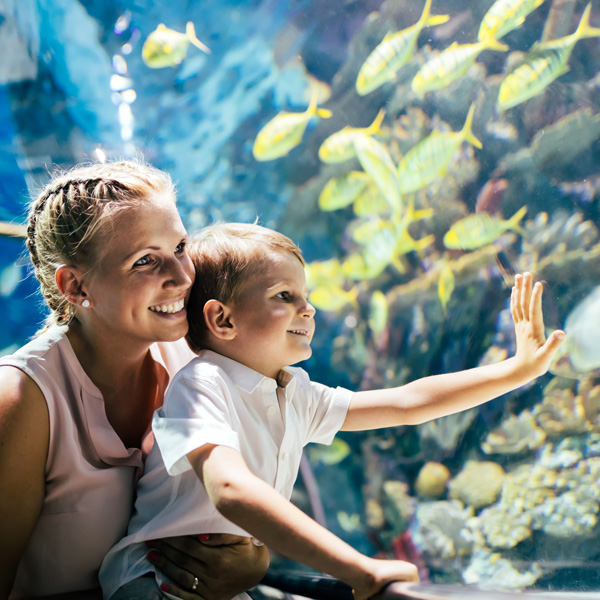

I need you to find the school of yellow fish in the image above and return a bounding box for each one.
[244,0,599,327]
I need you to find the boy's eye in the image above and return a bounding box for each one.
[276,291,291,301]
[175,241,186,254]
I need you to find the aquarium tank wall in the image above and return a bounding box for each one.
[2,0,600,593]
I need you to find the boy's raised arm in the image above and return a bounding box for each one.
[341,272,565,431]
[188,444,418,600]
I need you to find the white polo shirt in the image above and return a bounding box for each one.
[100,349,354,600]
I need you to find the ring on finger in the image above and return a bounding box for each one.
[192,576,199,592]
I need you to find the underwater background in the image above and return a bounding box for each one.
[2,0,600,592]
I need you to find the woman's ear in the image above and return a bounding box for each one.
[55,264,89,308]
[203,299,236,340]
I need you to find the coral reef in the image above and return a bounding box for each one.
[448,461,505,509]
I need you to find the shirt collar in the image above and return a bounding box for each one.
[198,349,296,394]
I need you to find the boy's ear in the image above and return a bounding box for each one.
[203,299,236,340]
[55,264,89,307]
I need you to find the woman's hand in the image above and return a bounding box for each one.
[147,534,269,600]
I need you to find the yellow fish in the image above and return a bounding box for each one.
[142,22,210,69]
[438,264,455,314]
[498,3,600,110]
[352,181,390,217]
[0,221,27,238]
[305,258,345,289]
[478,0,546,42]
[309,285,359,312]
[353,134,402,211]
[342,252,389,281]
[318,171,371,212]
[443,205,527,250]
[397,103,482,193]
[412,37,508,94]
[368,290,389,339]
[318,109,385,164]
[252,94,332,161]
[356,0,449,96]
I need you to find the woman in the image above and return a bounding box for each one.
[0,160,269,599]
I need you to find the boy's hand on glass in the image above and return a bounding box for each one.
[511,272,565,379]
[351,558,419,600]
[148,534,269,600]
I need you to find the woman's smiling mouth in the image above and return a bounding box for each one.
[149,299,185,314]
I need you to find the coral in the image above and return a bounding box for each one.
[448,461,505,510]
[412,500,475,560]
[481,411,546,455]
[382,480,417,531]
[476,503,533,549]
[533,378,600,435]
[414,461,451,499]
[463,550,543,590]
[418,408,478,453]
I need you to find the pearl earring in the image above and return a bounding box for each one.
[82,299,91,308]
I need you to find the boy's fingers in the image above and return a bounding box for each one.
[541,330,566,358]
[513,274,523,321]
[521,272,532,319]
[530,281,544,333]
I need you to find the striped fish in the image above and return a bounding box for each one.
[356,0,449,96]
[412,37,508,94]
[443,206,527,250]
[252,93,331,161]
[478,0,546,42]
[318,171,371,212]
[397,103,482,194]
[353,134,402,211]
[498,2,600,109]
[318,108,385,163]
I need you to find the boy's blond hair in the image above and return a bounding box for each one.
[185,222,304,353]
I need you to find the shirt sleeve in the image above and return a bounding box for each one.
[299,373,354,446]
[152,371,241,476]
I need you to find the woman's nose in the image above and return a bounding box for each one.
[164,256,194,289]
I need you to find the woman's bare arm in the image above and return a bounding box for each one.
[0,366,49,599]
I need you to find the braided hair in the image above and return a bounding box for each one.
[27,160,175,328]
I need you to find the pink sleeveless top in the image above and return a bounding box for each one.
[1,326,194,598]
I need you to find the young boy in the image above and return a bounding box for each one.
[100,223,565,600]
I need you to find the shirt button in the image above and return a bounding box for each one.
[281,452,288,461]
[267,406,278,416]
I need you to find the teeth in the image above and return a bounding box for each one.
[149,299,185,314]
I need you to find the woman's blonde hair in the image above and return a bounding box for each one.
[27,159,175,327]
[185,222,304,353]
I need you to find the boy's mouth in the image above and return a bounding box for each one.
[288,329,309,336]
[149,299,185,314]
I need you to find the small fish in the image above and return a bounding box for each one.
[355,0,449,96]
[308,437,351,465]
[498,3,600,110]
[342,252,389,281]
[318,171,371,212]
[142,22,210,69]
[253,94,332,161]
[0,263,23,297]
[438,264,455,314]
[309,285,359,312]
[475,178,509,214]
[478,0,546,42]
[353,134,402,210]
[337,511,362,533]
[352,181,390,217]
[368,290,389,338]
[318,109,385,164]
[397,103,482,193]
[305,258,346,289]
[0,221,27,238]
[443,205,527,250]
[412,37,508,94]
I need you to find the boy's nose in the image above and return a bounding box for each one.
[300,301,316,317]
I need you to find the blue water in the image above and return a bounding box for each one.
[3,0,600,592]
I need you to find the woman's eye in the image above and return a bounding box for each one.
[175,241,186,254]
[134,255,152,267]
